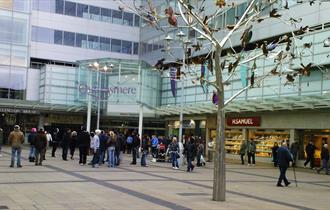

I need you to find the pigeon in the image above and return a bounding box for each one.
[250,71,255,86]
[240,25,253,49]
[284,0,289,9]
[299,63,312,76]
[286,74,295,83]
[216,0,226,8]
[303,42,312,48]
[154,58,165,70]
[118,6,124,11]
[270,9,281,18]
[226,24,235,30]
[261,41,269,56]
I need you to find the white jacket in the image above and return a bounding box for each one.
[90,135,100,150]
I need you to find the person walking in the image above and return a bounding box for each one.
[51,128,60,157]
[91,129,101,168]
[151,135,159,162]
[0,128,3,157]
[126,134,133,154]
[304,141,316,169]
[34,128,47,166]
[28,128,37,162]
[247,139,256,166]
[9,125,24,168]
[317,144,329,175]
[44,131,52,160]
[70,131,77,160]
[276,142,293,187]
[239,141,247,165]
[141,134,149,167]
[290,141,299,167]
[169,137,180,169]
[185,138,196,172]
[107,131,117,168]
[77,127,90,165]
[272,142,279,167]
[61,129,71,161]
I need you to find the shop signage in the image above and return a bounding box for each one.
[78,84,137,99]
[0,108,39,114]
[227,117,261,126]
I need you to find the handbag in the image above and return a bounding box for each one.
[176,153,180,159]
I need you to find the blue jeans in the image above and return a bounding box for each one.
[171,152,179,168]
[141,151,148,166]
[11,147,22,166]
[108,147,115,167]
[29,145,35,158]
[187,157,193,171]
[98,150,105,165]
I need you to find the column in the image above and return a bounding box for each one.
[138,104,143,147]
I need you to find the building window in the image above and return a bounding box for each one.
[123,12,133,26]
[64,1,76,17]
[133,42,139,55]
[122,40,132,54]
[111,39,121,53]
[75,33,87,48]
[77,3,88,18]
[101,8,111,22]
[134,14,140,27]
[55,0,64,14]
[63,31,75,46]
[88,35,100,50]
[31,26,54,43]
[54,30,63,45]
[112,10,122,24]
[89,6,100,20]
[100,37,110,51]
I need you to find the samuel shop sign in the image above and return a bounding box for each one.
[227,117,261,127]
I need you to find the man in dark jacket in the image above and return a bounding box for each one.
[98,130,108,165]
[77,127,90,165]
[115,132,123,166]
[130,132,140,165]
[141,135,149,167]
[277,142,293,187]
[317,144,329,175]
[304,141,316,169]
[185,138,196,172]
[51,128,60,157]
[290,141,299,167]
[61,128,71,161]
[34,128,47,166]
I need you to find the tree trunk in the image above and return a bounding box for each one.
[212,45,226,201]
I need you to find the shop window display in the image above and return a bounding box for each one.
[303,131,329,167]
[225,129,243,154]
[249,130,289,157]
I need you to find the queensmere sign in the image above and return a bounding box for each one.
[226,117,261,126]
[79,84,137,96]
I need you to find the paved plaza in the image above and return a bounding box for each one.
[0,147,329,210]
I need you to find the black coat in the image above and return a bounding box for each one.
[141,138,149,152]
[132,135,140,148]
[35,132,47,150]
[185,142,196,159]
[321,147,329,161]
[77,131,90,148]
[277,146,293,168]
[305,143,315,156]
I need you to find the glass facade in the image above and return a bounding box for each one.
[76,58,161,110]
[0,2,29,100]
[31,26,139,55]
[32,0,140,28]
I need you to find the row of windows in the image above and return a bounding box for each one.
[32,0,140,27]
[31,26,139,55]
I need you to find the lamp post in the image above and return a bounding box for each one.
[86,61,112,131]
[164,30,192,143]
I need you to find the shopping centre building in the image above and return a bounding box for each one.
[1,0,330,165]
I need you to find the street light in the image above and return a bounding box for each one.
[86,61,113,131]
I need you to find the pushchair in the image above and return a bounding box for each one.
[157,143,166,162]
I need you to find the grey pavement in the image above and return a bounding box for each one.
[0,146,329,210]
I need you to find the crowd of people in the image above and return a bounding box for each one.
[4,125,207,172]
[4,124,328,180]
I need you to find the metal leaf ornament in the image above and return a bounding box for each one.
[165,7,177,27]
[212,91,219,105]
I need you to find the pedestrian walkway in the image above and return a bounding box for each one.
[0,146,329,210]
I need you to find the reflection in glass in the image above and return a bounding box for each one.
[101,8,111,22]
[55,0,64,14]
[112,10,122,24]
[111,39,121,53]
[88,35,100,50]
[122,41,132,54]
[123,12,133,26]
[89,6,100,20]
[100,37,110,51]
[76,33,87,48]
[64,1,76,17]
[54,30,63,45]
[77,3,88,18]
[63,31,75,46]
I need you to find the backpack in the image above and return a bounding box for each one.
[126,136,133,144]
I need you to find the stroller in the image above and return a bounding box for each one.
[157,143,166,162]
